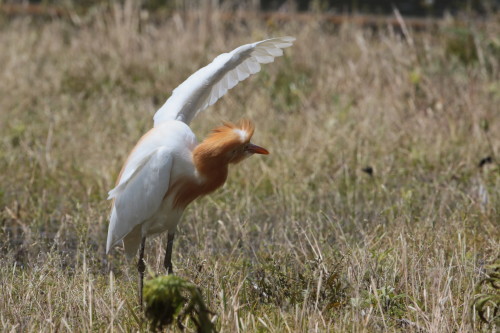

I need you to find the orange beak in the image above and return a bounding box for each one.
[246,143,269,155]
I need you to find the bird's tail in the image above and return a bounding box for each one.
[122,225,142,259]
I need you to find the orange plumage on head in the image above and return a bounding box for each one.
[201,119,255,156]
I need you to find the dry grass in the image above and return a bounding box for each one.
[0,5,499,332]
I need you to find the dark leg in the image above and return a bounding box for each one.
[137,237,146,309]
[164,232,175,274]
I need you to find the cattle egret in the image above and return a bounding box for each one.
[106,37,295,306]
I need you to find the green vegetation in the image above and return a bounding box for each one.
[471,263,500,328]
[144,275,215,332]
[0,4,498,332]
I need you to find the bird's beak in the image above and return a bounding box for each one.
[246,143,269,155]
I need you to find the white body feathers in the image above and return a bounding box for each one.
[106,37,295,256]
[107,121,197,256]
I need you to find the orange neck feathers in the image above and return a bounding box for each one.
[169,120,256,209]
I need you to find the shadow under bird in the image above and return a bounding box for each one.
[106,36,295,306]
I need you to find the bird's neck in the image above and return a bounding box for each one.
[192,145,229,188]
[168,144,229,209]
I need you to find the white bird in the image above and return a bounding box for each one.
[106,36,295,305]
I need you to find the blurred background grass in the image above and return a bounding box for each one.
[0,1,498,331]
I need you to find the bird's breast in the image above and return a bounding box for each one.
[165,172,226,209]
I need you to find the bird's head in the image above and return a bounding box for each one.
[194,119,268,169]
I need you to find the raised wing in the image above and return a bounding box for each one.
[153,36,295,126]
[106,147,173,253]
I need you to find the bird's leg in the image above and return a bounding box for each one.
[164,232,175,274]
[137,237,146,309]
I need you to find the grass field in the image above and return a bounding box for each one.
[0,4,499,332]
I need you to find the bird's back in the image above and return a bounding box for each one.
[118,121,197,184]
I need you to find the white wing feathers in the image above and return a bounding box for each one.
[107,150,158,200]
[106,147,173,253]
[153,36,295,126]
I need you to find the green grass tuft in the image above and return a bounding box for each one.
[144,275,216,332]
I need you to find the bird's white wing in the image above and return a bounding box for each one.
[153,36,295,126]
[106,146,173,253]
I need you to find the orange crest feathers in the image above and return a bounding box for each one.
[235,118,255,140]
[194,119,256,162]
[205,119,255,148]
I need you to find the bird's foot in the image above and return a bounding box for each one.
[165,263,174,275]
[138,258,146,274]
